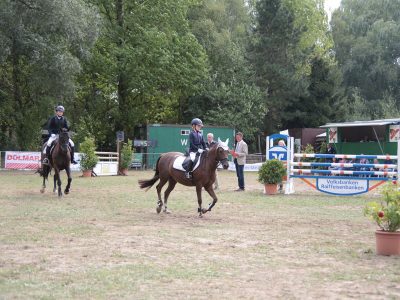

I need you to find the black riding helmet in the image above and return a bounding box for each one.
[191,118,203,126]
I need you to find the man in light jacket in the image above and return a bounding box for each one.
[231,132,248,191]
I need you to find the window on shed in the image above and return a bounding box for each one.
[340,126,385,142]
[181,130,190,135]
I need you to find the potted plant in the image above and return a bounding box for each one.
[364,182,400,255]
[119,139,134,176]
[258,159,286,195]
[79,137,98,177]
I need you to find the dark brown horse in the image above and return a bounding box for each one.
[39,130,72,197]
[138,139,230,216]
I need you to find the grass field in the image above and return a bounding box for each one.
[1,170,400,299]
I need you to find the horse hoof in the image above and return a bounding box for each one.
[156,206,162,214]
[40,188,45,194]
[163,209,171,214]
[201,208,208,214]
[64,190,69,195]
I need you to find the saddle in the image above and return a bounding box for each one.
[42,139,71,164]
[173,153,202,172]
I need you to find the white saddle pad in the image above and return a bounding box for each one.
[173,156,201,172]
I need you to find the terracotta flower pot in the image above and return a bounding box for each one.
[82,170,92,177]
[119,168,128,176]
[264,183,278,195]
[375,230,400,256]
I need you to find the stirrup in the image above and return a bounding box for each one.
[42,158,49,165]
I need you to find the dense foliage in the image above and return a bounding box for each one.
[258,159,286,184]
[364,182,400,232]
[1,0,399,152]
[79,137,99,171]
[119,139,134,169]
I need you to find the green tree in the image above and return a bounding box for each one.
[0,0,100,150]
[76,0,208,149]
[186,0,265,148]
[251,0,337,133]
[331,0,400,120]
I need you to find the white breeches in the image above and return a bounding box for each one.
[189,152,196,161]
[43,134,74,153]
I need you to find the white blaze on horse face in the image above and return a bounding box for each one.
[217,138,229,151]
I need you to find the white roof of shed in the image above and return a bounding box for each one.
[320,118,400,128]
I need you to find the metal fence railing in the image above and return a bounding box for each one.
[0,150,266,171]
[130,152,265,170]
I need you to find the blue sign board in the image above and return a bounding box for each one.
[268,146,287,161]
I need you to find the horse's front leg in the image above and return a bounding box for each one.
[204,185,218,212]
[64,167,72,194]
[54,170,62,197]
[196,185,206,217]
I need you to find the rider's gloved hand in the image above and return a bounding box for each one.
[198,149,204,154]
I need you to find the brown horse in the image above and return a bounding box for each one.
[39,130,72,197]
[138,139,230,216]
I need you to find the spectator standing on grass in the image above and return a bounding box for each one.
[231,132,248,192]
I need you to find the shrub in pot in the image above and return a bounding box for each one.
[258,159,286,195]
[364,182,400,255]
[79,137,98,177]
[119,139,134,175]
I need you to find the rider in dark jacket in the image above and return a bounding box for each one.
[185,118,207,178]
[42,105,77,165]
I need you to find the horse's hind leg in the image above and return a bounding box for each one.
[155,177,168,214]
[163,179,177,214]
[40,165,49,193]
[41,175,46,193]
[53,174,57,193]
[64,168,72,194]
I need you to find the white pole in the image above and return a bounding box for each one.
[285,136,295,194]
[397,140,400,185]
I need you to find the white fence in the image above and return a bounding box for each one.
[93,152,119,176]
[1,151,265,172]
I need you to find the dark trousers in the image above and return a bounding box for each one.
[234,159,245,190]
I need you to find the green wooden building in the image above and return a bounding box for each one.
[144,124,235,168]
[321,118,400,155]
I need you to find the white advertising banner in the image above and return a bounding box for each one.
[316,178,369,195]
[228,161,262,172]
[5,151,82,171]
[5,151,41,169]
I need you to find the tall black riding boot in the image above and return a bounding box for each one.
[42,146,51,165]
[185,160,193,179]
[70,146,77,164]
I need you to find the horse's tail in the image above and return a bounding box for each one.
[36,165,51,179]
[138,157,161,191]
